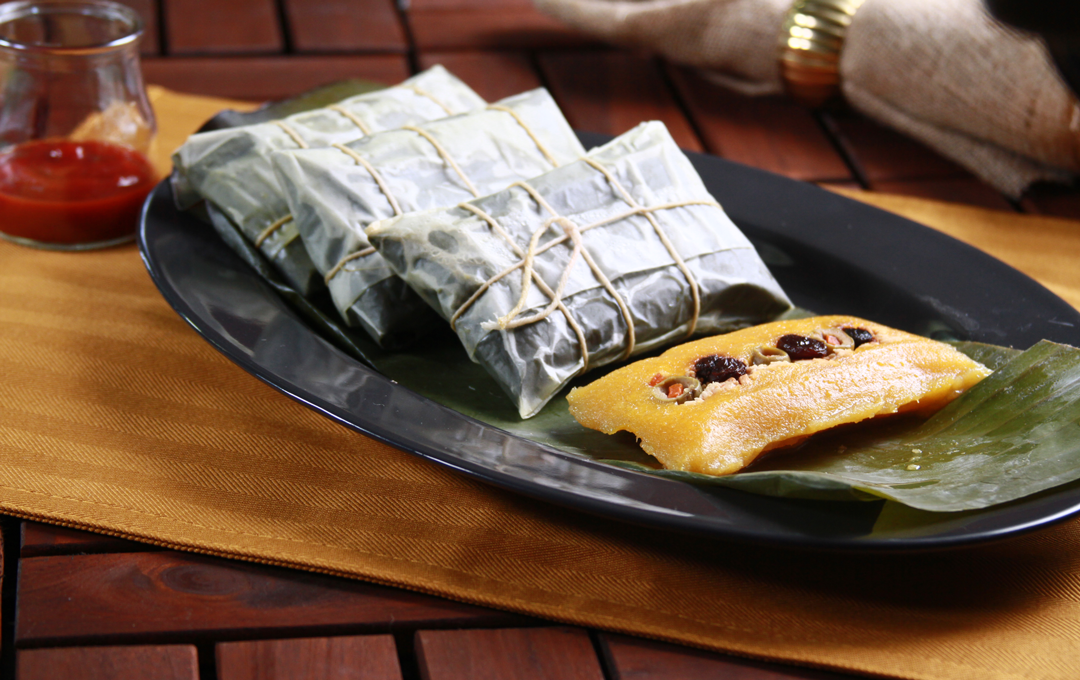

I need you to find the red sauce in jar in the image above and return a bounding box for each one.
[0,139,157,246]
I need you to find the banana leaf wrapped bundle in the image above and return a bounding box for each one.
[170,66,486,295]
[366,121,793,417]
[271,88,587,347]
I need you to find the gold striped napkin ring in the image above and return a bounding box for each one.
[778,0,865,107]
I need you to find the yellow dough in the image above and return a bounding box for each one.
[566,316,991,476]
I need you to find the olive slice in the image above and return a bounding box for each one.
[751,346,791,365]
[817,327,854,351]
[843,326,874,348]
[652,376,701,404]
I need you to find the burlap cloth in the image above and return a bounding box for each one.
[4,88,1080,680]
[532,0,1080,198]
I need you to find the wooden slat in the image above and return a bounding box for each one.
[142,55,411,101]
[418,51,542,103]
[406,0,591,50]
[217,635,402,680]
[16,552,528,645]
[415,627,603,680]
[1019,185,1080,219]
[872,179,1015,212]
[115,0,159,55]
[21,523,155,558]
[284,0,407,53]
[669,67,850,182]
[821,109,968,183]
[165,0,283,55]
[537,51,702,152]
[601,634,852,680]
[816,180,863,192]
[17,645,198,680]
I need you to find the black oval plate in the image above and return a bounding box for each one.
[140,132,1080,551]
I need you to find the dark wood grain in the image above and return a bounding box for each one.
[537,50,702,152]
[406,0,591,50]
[142,55,411,100]
[16,645,198,680]
[669,67,850,182]
[872,179,1015,211]
[418,51,543,103]
[820,109,968,183]
[16,552,529,645]
[1020,184,1080,219]
[115,0,159,55]
[601,634,855,680]
[284,0,407,53]
[8,3,1080,678]
[165,0,283,55]
[415,627,603,680]
[217,635,403,680]
[21,523,154,558]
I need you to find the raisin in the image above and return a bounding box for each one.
[842,327,874,348]
[775,334,827,360]
[693,354,747,385]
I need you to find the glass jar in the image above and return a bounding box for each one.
[0,0,157,250]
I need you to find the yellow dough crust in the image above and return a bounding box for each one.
[566,315,991,476]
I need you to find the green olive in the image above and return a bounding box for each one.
[817,327,854,351]
[751,346,790,365]
[652,376,701,403]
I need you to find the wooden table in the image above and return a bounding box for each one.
[5,0,1080,678]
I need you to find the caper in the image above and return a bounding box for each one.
[751,346,791,365]
[653,376,701,404]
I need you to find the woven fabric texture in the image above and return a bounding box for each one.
[532,0,1080,197]
[3,89,1080,680]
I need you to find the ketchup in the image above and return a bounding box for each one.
[0,139,157,246]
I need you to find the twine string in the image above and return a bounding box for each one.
[330,143,403,216]
[325,104,558,283]
[273,121,309,149]
[324,144,406,284]
[325,247,377,285]
[326,105,372,136]
[255,214,294,248]
[401,126,480,197]
[400,84,455,116]
[486,104,561,167]
[450,166,718,366]
[453,202,592,372]
[579,157,702,337]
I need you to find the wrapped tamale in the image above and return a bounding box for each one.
[271,88,587,347]
[366,122,794,417]
[170,65,486,295]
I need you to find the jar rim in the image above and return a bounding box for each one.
[0,0,143,55]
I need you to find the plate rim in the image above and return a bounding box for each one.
[140,137,1080,552]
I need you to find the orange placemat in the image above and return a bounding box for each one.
[3,88,1080,680]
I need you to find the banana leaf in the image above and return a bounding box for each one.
[197,79,388,132]
[199,207,1080,513]
[191,85,1080,513]
[371,337,1080,513]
